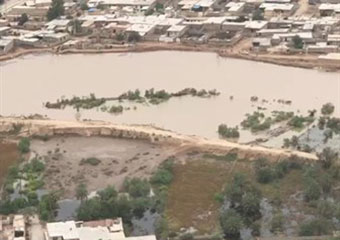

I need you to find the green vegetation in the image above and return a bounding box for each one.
[45,88,220,111]
[47,0,65,20]
[299,218,332,236]
[241,111,272,132]
[80,157,101,166]
[39,193,60,221]
[218,124,240,138]
[292,35,303,49]
[203,152,238,162]
[252,9,264,20]
[271,111,294,123]
[18,137,30,154]
[288,115,314,129]
[321,103,335,115]
[108,105,123,114]
[124,178,150,198]
[151,158,174,186]
[76,183,88,202]
[18,13,28,26]
[220,209,243,239]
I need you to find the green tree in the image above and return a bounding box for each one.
[318,147,338,169]
[220,209,243,239]
[124,178,150,199]
[18,13,28,26]
[292,35,303,49]
[252,9,264,20]
[47,0,65,21]
[39,193,59,221]
[303,178,321,202]
[321,103,335,115]
[240,192,261,220]
[76,183,88,202]
[18,137,30,153]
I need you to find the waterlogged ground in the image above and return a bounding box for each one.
[1,51,339,143]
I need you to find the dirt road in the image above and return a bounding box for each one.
[0,117,318,161]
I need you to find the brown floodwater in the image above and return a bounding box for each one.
[0,142,18,187]
[0,51,339,141]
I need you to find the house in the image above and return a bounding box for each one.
[45,19,71,32]
[319,3,340,16]
[225,2,245,15]
[307,42,338,53]
[0,215,26,240]
[0,26,11,36]
[0,38,14,54]
[166,24,188,38]
[45,218,157,240]
[259,3,295,17]
[271,32,314,45]
[328,34,340,46]
[244,21,268,34]
[252,37,271,51]
[8,6,49,20]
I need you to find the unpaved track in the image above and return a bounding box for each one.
[0,117,318,161]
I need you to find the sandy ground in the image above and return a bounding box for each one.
[31,136,176,198]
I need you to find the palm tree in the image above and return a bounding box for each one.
[76,183,88,202]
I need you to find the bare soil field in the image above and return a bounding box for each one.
[0,142,19,187]
[31,136,177,198]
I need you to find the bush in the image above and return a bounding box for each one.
[18,137,30,153]
[220,209,243,239]
[271,212,284,233]
[318,147,338,169]
[317,200,334,218]
[180,233,194,240]
[124,178,150,199]
[151,158,174,186]
[321,103,335,115]
[218,124,240,138]
[299,218,332,236]
[303,178,321,202]
[80,157,101,166]
[256,167,275,184]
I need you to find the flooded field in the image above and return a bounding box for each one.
[0,142,18,187]
[1,51,339,142]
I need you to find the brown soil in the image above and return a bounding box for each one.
[31,136,177,198]
[0,141,19,186]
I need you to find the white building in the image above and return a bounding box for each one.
[45,218,156,240]
[0,38,14,55]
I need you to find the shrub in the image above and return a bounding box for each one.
[180,233,194,240]
[317,200,334,218]
[124,178,150,199]
[299,218,332,236]
[292,35,303,49]
[318,147,338,169]
[220,209,243,239]
[321,103,335,115]
[256,167,275,184]
[218,124,240,138]
[18,137,30,153]
[80,157,101,166]
[303,178,321,202]
[271,212,284,233]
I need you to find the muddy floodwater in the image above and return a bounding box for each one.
[1,51,339,140]
[0,142,18,187]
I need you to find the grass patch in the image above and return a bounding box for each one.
[166,160,236,233]
[80,157,101,166]
[203,152,238,162]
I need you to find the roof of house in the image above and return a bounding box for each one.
[47,221,79,239]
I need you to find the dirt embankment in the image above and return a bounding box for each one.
[0,117,318,161]
[1,42,339,72]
